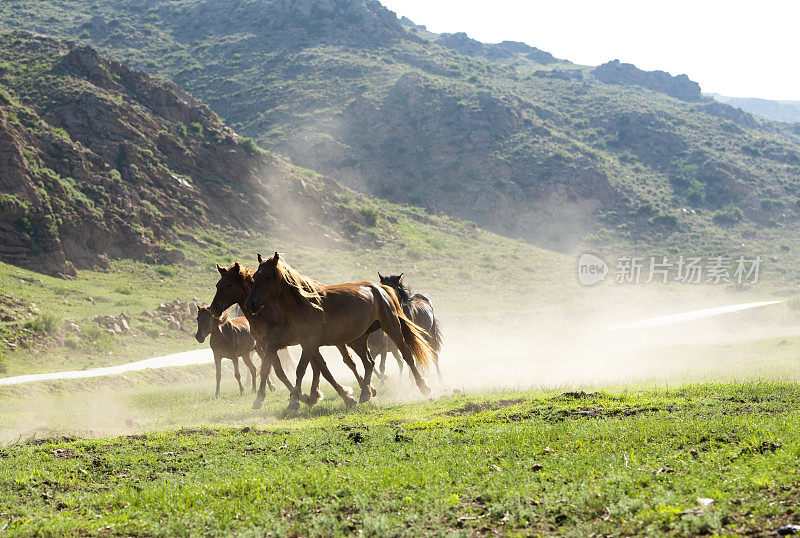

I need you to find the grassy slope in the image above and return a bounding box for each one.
[0,382,798,536]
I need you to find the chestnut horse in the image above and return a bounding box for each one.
[209,262,375,410]
[245,252,434,408]
[194,306,257,397]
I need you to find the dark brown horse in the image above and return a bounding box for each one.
[245,252,434,408]
[209,262,375,410]
[377,273,443,380]
[194,306,257,397]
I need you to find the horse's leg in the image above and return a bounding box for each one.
[232,356,244,396]
[392,348,404,378]
[304,364,324,407]
[337,345,365,390]
[380,313,431,397]
[433,350,442,382]
[349,336,377,403]
[213,355,222,398]
[288,350,313,411]
[261,343,277,393]
[378,349,387,383]
[243,350,258,393]
[252,346,293,410]
[310,348,356,409]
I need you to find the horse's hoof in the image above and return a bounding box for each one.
[287,399,301,411]
[344,395,357,409]
[369,385,377,397]
[298,394,314,406]
[251,399,263,410]
[420,384,432,397]
[268,384,276,393]
[358,390,372,404]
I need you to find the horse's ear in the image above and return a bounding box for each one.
[232,262,240,274]
[273,251,280,262]
[377,272,383,280]
[216,264,226,275]
[257,253,263,264]
[398,273,404,281]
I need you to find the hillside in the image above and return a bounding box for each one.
[711,94,800,124]
[3,0,800,267]
[0,31,401,276]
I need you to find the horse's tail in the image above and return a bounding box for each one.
[380,286,435,373]
[429,317,443,355]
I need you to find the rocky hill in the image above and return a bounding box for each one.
[3,1,800,263]
[0,32,376,276]
[711,94,800,124]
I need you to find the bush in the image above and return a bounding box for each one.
[357,206,379,227]
[81,325,113,351]
[712,205,744,226]
[155,265,176,277]
[238,137,262,156]
[760,198,786,212]
[114,285,132,295]
[24,312,62,334]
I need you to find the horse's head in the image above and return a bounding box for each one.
[246,252,281,313]
[194,306,218,343]
[378,272,404,289]
[210,262,248,316]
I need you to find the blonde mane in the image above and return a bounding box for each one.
[274,258,325,311]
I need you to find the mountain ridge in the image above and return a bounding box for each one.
[2,1,800,279]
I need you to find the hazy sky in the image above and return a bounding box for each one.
[380,0,800,101]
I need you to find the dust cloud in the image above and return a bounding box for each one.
[2,288,799,444]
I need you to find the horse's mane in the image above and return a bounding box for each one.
[218,311,230,323]
[225,263,256,283]
[385,276,412,303]
[274,258,324,311]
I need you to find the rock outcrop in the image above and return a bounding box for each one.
[593,59,702,102]
[0,32,367,275]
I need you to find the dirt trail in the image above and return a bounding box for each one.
[0,299,791,389]
[0,349,213,387]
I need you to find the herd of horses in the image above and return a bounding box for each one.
[194,252,442,410]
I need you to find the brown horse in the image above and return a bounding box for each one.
[378,273,443,380]
[245,252,434,408]
[209,262,375,410]
[194,306,257,397]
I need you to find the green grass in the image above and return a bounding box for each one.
[0,382,798,536]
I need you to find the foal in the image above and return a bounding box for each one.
[195,306,257,397]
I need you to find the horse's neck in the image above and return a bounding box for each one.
[235,277,255,317]
[394,285,411,303]
[274,282,314,329]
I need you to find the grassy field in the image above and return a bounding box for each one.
[0,379,798,536]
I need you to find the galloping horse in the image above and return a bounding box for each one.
[378,273,443,380]
[194,306,257,397]
[209,262,375,410]
[245,252,434,409]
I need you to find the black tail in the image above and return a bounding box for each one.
[428,317,442,354]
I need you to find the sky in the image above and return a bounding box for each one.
[380,0,800,101]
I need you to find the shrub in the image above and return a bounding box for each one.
[712,205,744,226]
[24,312,62,334]
[81,325,113,351]
[155,265,176,277]
[760,198,786,212]
[238,137,262,156]
[114,285,132,295]
[651,214,678,229]
[357,206,379,227]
